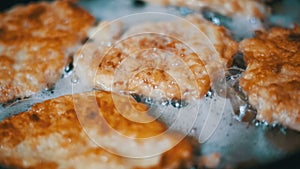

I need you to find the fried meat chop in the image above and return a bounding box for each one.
[143,0,269,19]
[0,91,199,169]
[240,26,300,131]
[0,0,95,103]
[76,15,237,100]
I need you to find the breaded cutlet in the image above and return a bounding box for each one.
[240,26,300,131]
[0,91,199,169]
[0,0,95,103]
[75,15,238,100]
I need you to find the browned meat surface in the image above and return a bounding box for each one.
[240,26,300,131]
[0,0,95,103]
[76,15,237,100]
[0,91,199,169]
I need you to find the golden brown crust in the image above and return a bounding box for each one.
[143,0,269,19]
[0,91,199,169]
[184,15,238,68]
[239,26,300,131]
[77,15,237,100]
[0,0,95,103]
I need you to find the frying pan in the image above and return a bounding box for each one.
[0,0,300,168]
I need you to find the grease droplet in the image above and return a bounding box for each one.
[144,97,154,105]
[190,127,197,134]
[171,99,188,108]
[205,89,214,98]
[71,74,79,84]
[249,17,257,24]
[159,98,169,106]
